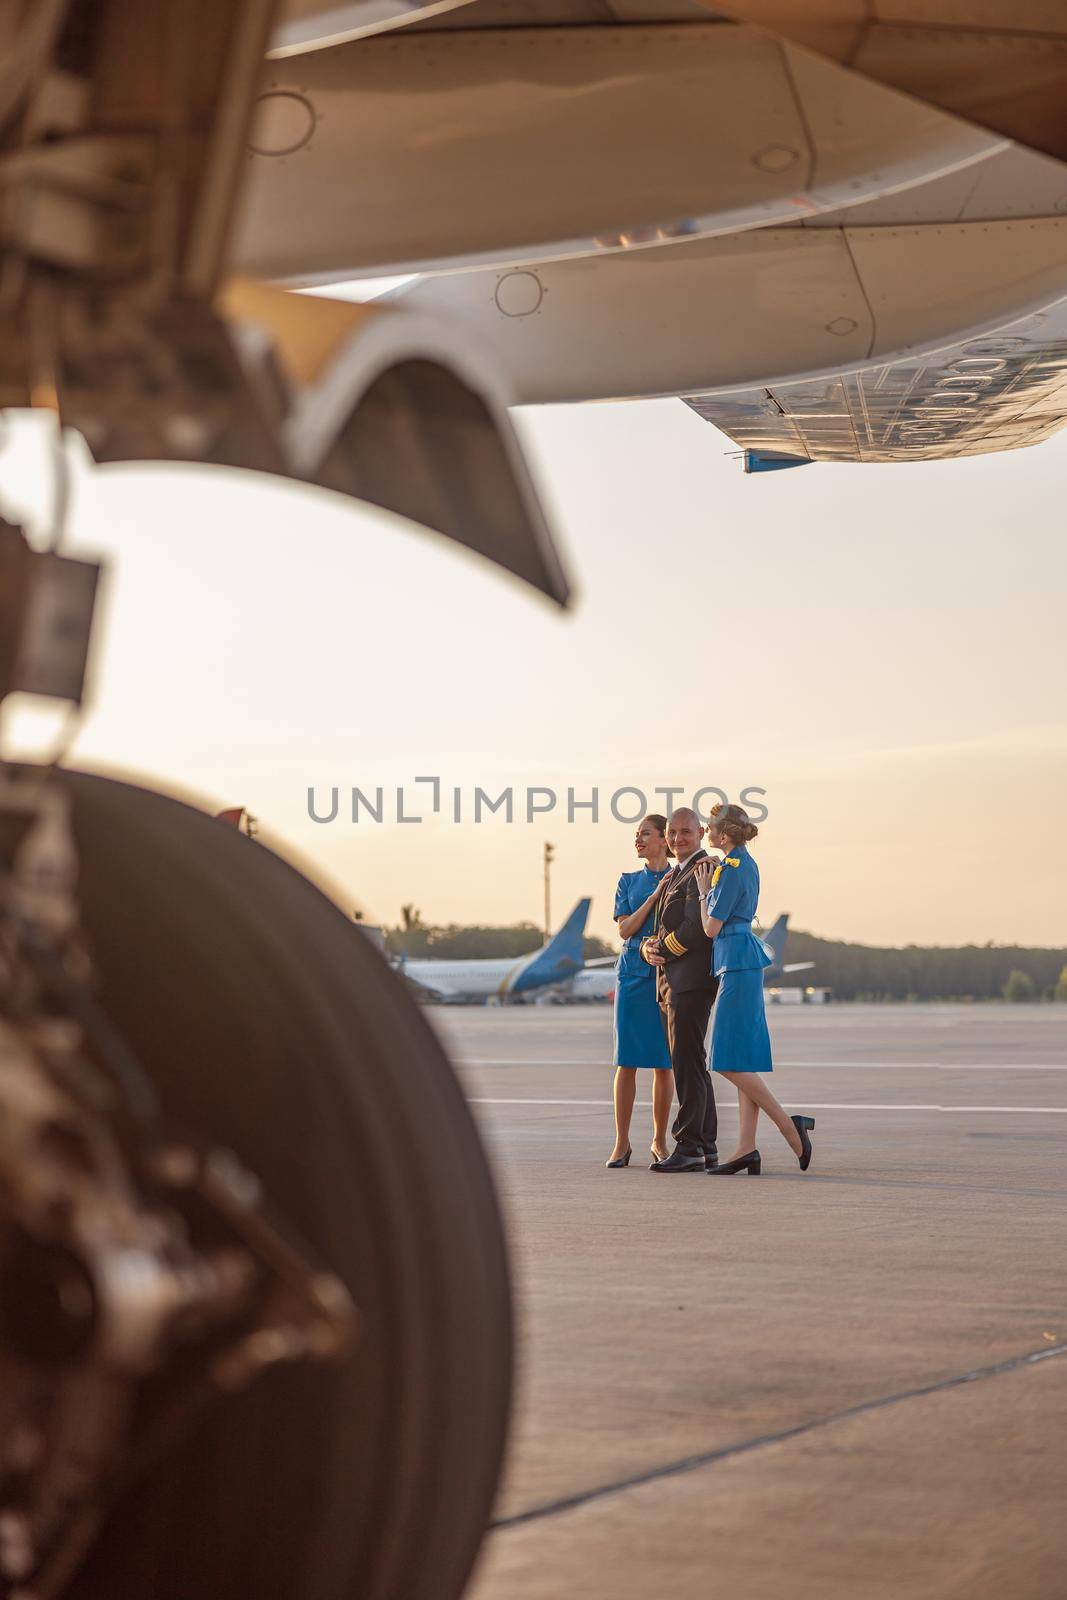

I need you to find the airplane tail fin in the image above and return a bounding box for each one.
[762,913,790,971]
[762,912,816,977]
[508,898,591,993]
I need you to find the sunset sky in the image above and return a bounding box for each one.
[2,392,1063,948]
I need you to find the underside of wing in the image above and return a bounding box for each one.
[7,0,1067,509]
[275,1,1067,169]
[684,299,1067,465]
[713,1,1067,165]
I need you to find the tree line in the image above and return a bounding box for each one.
[382,907,1067,1000]
[383,906,614,962]
[780,929,1067,1002]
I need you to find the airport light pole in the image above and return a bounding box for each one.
[543,842,554,943]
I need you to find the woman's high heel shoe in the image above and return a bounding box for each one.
[605,1148,632,1168]
[707,1150,761,1175]
[791,1115,816,1171]
[650,1146,669,1166]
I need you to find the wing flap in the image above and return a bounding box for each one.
[685,299,1067,464]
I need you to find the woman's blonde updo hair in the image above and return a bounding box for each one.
[709,801,759,846]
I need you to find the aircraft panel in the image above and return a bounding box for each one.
[272,2,1067,167]
[403,1,717,24]
[801,142,1067,229]
[236,23,1000,281]
[397,218,1067,405]
[270,0,483,55]
[713,2,1067,161]
[684,298,1067,461]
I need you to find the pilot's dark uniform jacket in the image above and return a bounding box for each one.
[641,848,719,1161]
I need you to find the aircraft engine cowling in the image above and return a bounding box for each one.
[235,22,1005,282]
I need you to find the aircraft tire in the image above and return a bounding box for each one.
[57,768,512,1600]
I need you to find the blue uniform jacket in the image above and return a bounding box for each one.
[613,867,670,978]
[704,843,774,977]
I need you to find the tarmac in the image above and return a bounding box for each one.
[430,1002,1067,1600]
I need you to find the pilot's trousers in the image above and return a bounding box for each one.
[662,985,719,1156]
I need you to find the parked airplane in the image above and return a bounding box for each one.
[400,898,591,1004]
[572,913,813,1000]
[550,965,618,1004]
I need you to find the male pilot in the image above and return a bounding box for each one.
[641,806,719,1171]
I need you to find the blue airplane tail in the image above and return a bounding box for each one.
[509,898,591,994]
[762,913,790,972]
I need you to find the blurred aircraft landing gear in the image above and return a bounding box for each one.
[0,1,531,1584]
[0,528,513,1599]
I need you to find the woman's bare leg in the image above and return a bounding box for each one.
[718,1071,803,1156]
[610,1067,637,1160]
[736,1087,760,1157]
[651,1069,673,1160]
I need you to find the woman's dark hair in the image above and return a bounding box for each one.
[709,802,759,845]
[643,813,673,858]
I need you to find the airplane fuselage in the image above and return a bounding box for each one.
[404,955,532,1004]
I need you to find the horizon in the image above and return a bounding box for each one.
[373,906,1067,956]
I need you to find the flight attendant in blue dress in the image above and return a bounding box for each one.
[607,814,675,1167]
[694,803,816,1175]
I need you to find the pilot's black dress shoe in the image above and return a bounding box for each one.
[651,1148,706,1173]
[705,1149,719,1172]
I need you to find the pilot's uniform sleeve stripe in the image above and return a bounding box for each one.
[663,931,687,957]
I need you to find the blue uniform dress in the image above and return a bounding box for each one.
[612,867,673,1069]
[705,844,774,1073]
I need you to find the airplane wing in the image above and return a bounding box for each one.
[258,5,1067,473]
[276,0,1067,174]
[8,0,1067,524]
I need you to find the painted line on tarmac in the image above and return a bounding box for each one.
[462,1059,1067,1070]
[776,1061,1067,1071]
[491,1340,1067,1533]
[469,1098,1067,1114]
[464,1058,622,1066]
[773,1062,1067,1071]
